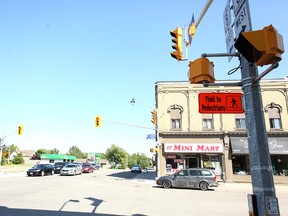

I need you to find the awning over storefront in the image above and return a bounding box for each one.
[231,137,288,155]
[164,143,223,153]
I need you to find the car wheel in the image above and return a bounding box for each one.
[41,171,45,177]
[199,182,209,191]
[73,171,76,176]
[163,180,172,188]
[51,170,54,175]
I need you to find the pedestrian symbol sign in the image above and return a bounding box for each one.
[198,93,244,114]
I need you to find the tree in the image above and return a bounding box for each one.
[32,148,49,160]
[106,144,128,167]
[49,148,60,154]
[67,146,87,159]
[12,152,24,165]
[128,153,150,169]
[36,148,49,155]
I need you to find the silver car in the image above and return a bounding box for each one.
[156,168,218,191]
[60,163,82,176]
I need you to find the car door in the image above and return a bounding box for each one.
[173,170,189,188]
[187,170,201,188]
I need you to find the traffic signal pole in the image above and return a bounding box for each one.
[241,58,280,216]
[238,2,280,215]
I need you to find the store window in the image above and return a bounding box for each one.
[232,155,250,174]
[203,154,222,175]
[203,154,220,169]
[264,103,282,130]
[166,155,183,174]
[167,104,183,130]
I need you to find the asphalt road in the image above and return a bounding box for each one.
[0,169,287,216]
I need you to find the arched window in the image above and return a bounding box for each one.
[167,104,183,130]
[264,103,282,130]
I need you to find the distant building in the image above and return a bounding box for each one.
[155,77,288,183]
[40,154,76,164]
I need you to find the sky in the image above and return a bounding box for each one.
[0,0,287,156]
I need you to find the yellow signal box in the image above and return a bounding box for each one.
[95,116,102,127]
[151,109,157,125]
[18,125,24,135]
[188,57,215,84]
[234,24,284,66]
[170,27,183,61]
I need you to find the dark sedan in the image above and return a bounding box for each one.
[53,162,70,174]
[27,164,55,177]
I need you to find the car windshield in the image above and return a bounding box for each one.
[54,163,63,166]
[65,164,76,168]
[132,165,140,168]
[33,164,46,169]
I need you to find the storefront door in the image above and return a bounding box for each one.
[186,157,199,168]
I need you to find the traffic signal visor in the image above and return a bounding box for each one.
[234,24,284,66]
[170,27,183,61]
[188,57,215,84]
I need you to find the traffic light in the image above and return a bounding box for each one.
[155,147,159,152]
[18,125,23,135]
[170,27,183,61]
[151,109,157,125]
[150,148,154,153]
[188,57,215,84]
[234,24,284,66]
[95,116,102,127]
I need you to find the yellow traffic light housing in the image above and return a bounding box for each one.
[188,57,215,84]
[234,24,284,66]
[151,109,157,125]
[18,125,23,135]
[170,27,183,61]
[95,116,102,127]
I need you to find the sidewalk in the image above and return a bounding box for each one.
[0,165,29,177]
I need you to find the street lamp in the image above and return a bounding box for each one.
[130,97,160,178]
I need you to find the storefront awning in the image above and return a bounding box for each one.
[231,137,288,155]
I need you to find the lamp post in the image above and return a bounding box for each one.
[130,97,160,178]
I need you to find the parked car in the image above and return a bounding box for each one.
[82,163,95,173]
[27,164,55,177]
[53,162,70,174]
[60,163,82,176]
[91,163,100,170]
[131,164,142,173]
[156,168,218,191]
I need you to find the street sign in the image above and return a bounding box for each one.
[232,0,246,16]
[223,0,235,61]
[225,26,235,61]
[223,0,231,35]
[234,1,252,37]
[198,93,244,114]
[146,134,156,140]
